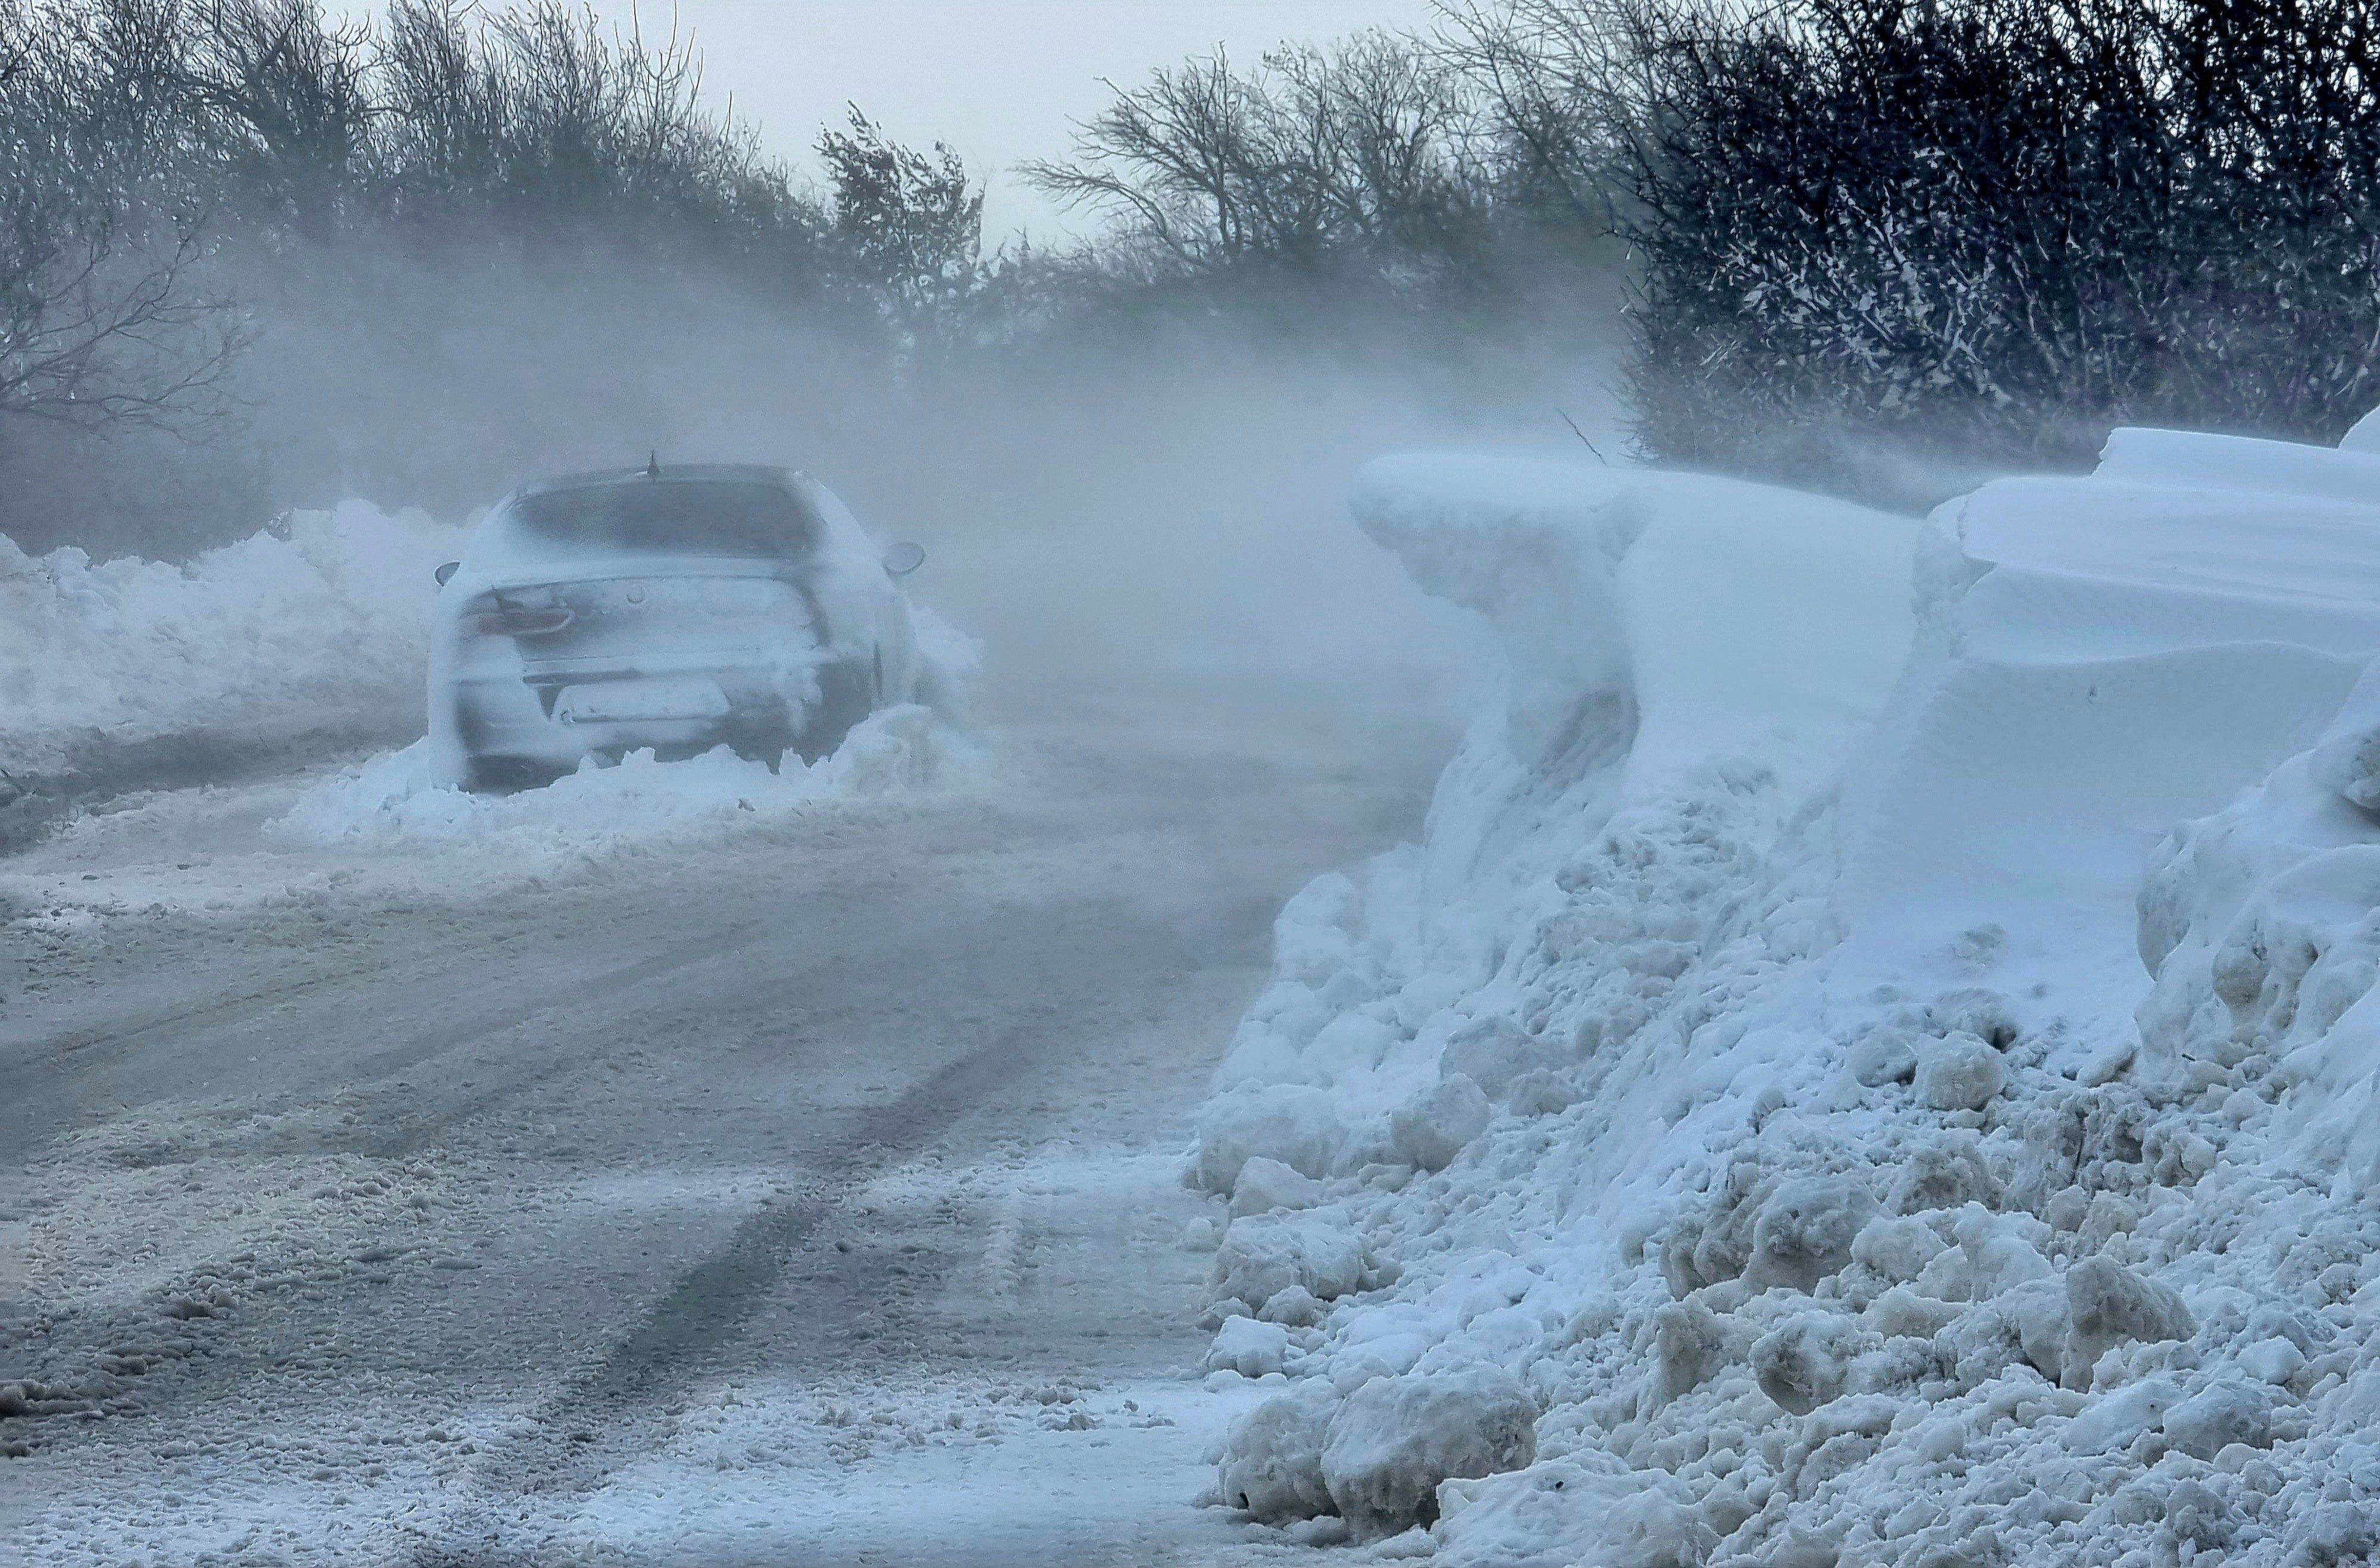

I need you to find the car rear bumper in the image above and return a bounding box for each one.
[444,654,872,780]
[453,669,794,763]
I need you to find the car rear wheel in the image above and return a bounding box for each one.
[793,658,875,764]
[464,755,568,794]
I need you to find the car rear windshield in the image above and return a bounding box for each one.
[509,480,818,558]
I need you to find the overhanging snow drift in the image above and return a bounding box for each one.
[1190,431,2380,1564]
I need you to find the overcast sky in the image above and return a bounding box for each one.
[640,2,1444,240]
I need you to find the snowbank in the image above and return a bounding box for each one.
[1188,433,2380,1564]
[0,503,462,777]
[266,703,981,862]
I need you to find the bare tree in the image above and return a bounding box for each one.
[819,107,985,369]
[0,211,244,429]
[374,0,508,221]
[1020,33,1492,292]
[1436,0,1681,234]
[1593,0,2380,499]
[185,0,375,245]
[0,1,245,433]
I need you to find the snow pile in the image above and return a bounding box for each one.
[0,503,461,775]
[265,703,979,859]
[1187,433,2380,1563]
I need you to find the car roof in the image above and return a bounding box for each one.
[509,463,806,502]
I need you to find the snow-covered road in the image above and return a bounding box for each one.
[0,687,1443,1564]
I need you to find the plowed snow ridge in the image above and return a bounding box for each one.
[1186,430,2380,1566]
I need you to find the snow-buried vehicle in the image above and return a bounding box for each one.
[426,462,928,791]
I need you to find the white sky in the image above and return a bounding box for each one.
[631,2,1445,239]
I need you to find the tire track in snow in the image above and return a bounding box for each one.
[352,921,769,1159]
[0,921,765,1156]
[0,964,371,1153]
[405,1004,1063,1567]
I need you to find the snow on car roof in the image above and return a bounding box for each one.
[512,461,807,497]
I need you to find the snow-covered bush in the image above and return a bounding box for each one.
[1620,0,2380,503]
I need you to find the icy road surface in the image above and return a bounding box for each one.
[0,687,1441,1565]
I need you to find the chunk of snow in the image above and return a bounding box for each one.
[1649,1298,1743,1409]
[2163,1381,2274,1459]
[1742,1174,1878,1292]
[2064,1378,2181,1454]
[1207,1316,1293,1379]
[1440,1015,1567,1101]
[1208,1212,1366,1309]
[1864,1285,1963,1340]
[2240,1335,2308,1386]
[1231,1155,1324,1218]
[1435,1456,1713,1568]
[1914,1032,2006,1110]
[1319,1364,1538,1533]
[1388,1076,1490,1173]
[1888,1132,2002,1214]
[2065,1256,2196,1389]
[1952,1205,2055,1300]
[1192,1084,1344,1194]
[1216,1378,1341,1522]
[1852,1215,1949,1283]
[1847,1027,1919,1087]
[1260,1285,1327,1328]
[1750,1311,1865,1415]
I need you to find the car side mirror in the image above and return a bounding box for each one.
[882,542,925,578]
[434,561,460,587]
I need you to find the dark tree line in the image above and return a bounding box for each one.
[1596,0,2380,499]
[10,0,2380,552]
[1031,0,2380,503]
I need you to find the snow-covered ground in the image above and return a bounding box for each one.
[1183,429,2380,1564]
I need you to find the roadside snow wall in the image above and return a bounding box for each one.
[0,503,461,779]
[1192,434,2380,1566]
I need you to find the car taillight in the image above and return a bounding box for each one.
[459,594,572,639]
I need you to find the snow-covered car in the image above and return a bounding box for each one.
[425,462,926,791]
